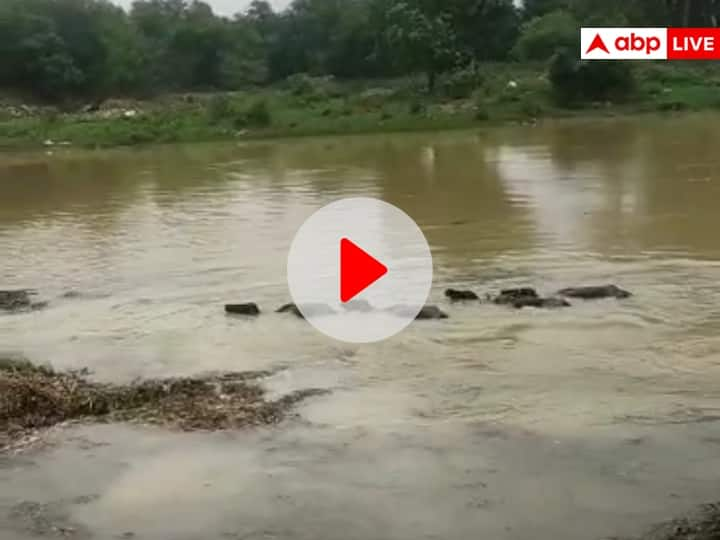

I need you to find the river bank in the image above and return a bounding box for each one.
[1,62,719,150]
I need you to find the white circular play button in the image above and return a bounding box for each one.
[286,197,433,343]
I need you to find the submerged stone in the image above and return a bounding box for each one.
[557,285,632,300]
[512,297,571,309]
[0,290,42,312]
[416,305,449,320]
[276,303,336,319]
[490,287,570,309]
[444,288,480,301]
[225,303,261,316]
[341,299,374,312]
[493,288,539,305]
[385,304,449,320]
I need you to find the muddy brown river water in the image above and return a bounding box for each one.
[2,114,720,540]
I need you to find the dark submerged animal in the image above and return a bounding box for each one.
[342,299,374,312]
[386,304,449,320]
[276,303,336,319]
[490,288,570,309]
[415,305,449,320]
[0,290,46,312]
[493,288,539,305]
[557,285,631,300]
[225,303,261,316]
[512,297,570,309]
[444,289,480,302]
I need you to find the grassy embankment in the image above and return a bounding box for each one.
[1,62,719,150]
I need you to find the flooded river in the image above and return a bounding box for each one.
[2,114,720,539]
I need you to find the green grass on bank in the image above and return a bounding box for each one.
[634,62,720,112]
[1,62,720,150]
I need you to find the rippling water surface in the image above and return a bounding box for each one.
[2,114,720,540]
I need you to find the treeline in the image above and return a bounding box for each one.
[0,0,718,102]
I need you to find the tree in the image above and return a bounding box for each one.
[442,0,520,62]
[220,19,268,86]
[384,1,459,92]
[520,0,570,19]
[513,9,578,61]
[0,3,84,100]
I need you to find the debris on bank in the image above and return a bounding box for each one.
[0,357,328,452]
[641,503,720,540]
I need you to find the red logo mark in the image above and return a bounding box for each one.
[586,33,609,54]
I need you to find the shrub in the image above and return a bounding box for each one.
[474,105,490,121]
[409,101,425,115]
[244,100,271,127]
[474,94,490,120]
[514,10,579,61]
[441,67,483,99]
[519,96,544,117]
[656,101,687,112]
[206,95,232,124]
[286,73,315,96]
[285,73,339,101]
[549,49,634,105]
[356,87,395,109]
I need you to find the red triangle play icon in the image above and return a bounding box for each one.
[340,238,388,303]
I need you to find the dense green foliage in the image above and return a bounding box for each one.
[0,0,720,132]
[549,49,634,103]
[1,0,718,104]
[513,10,578,61]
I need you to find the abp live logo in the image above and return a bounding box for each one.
[581,28,666,59]
[581,27,720,60]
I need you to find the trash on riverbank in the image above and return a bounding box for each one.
[0,357,328,452]
[641,502,720,540]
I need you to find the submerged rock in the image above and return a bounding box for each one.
[416,305,449,320]
[490,287,569,310]
[492,288,539,305]
[225,303,261,316]
[342,299,374,312]
[385,304,449,320]
[276,303,336,319]
[512,296,571,309]
[276,303,303,318]
[1,290,32,310]
[557,285,631,300]
[0,290,45,312]
[445,288,480,301]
